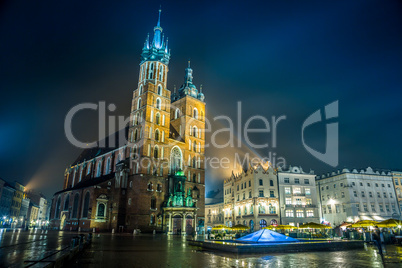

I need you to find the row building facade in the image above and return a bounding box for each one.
[316,167,401,226]
[223,164,280,231]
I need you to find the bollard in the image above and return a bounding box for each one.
[153,230,156,235]
[78,227,81,232]
[112,228,115,234]
[93,228,96,233]
[133,229,136,235]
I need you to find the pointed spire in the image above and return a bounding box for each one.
[143,33,150,49]
[153,7,163,49]
[157,6,162,27]
[141,7,170,64]
[188,60,191,68]
[200,84,203,93]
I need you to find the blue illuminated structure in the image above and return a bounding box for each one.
[171,61,205,102]
[236,229,299,243]
[141,7,170,64]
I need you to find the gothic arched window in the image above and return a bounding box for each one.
[151,197,156,209]
[156,113,160,125]
[72,193,79,218]
[64,194,70,211]
[149,63,154,79]
[193,108,198,119]
[134,129,138,141]
[154,146,159,159]
[155,130,160,141]
[86,163,91,175]
[158,84,162,95]
[193,126,198,138]
[82,192,90,218]
[136,113,140,124]
[137,98,142,110]
[159,65,163,82]
[170,146,183,173]
[156,98,161,109]
[96,162,102,177]
[106,158,111,174]
[139,85,143,95]
[55,196,61,219]
[175,108,180,119]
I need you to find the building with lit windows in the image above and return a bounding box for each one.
[277,166,319,226]
[223,164,280,232]
[50,9,206,235]
[391,171,402,216]
[0,179,16,226]
[316,167,400,226]
[205,202,224,229]
[10,182,25,225]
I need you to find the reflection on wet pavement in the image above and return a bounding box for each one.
[73,234,402,268]
[0,229,79,268]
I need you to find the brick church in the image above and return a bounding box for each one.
[50,9,206,235]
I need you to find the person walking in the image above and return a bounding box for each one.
[372,226,383,256]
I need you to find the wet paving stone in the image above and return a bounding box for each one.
[71,234,402,268]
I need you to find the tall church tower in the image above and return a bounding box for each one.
[127,9,206,234]
[129,8,171,176]
[169,62,206,228]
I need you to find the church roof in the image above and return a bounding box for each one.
[54,172,115,196]
[71,126,128,166]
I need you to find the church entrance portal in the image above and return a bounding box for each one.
[172,216,182,235]
[185,215,193,235]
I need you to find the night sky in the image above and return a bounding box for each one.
[1,0,402,198]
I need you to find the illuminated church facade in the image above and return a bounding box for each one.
[50,9,206,235]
